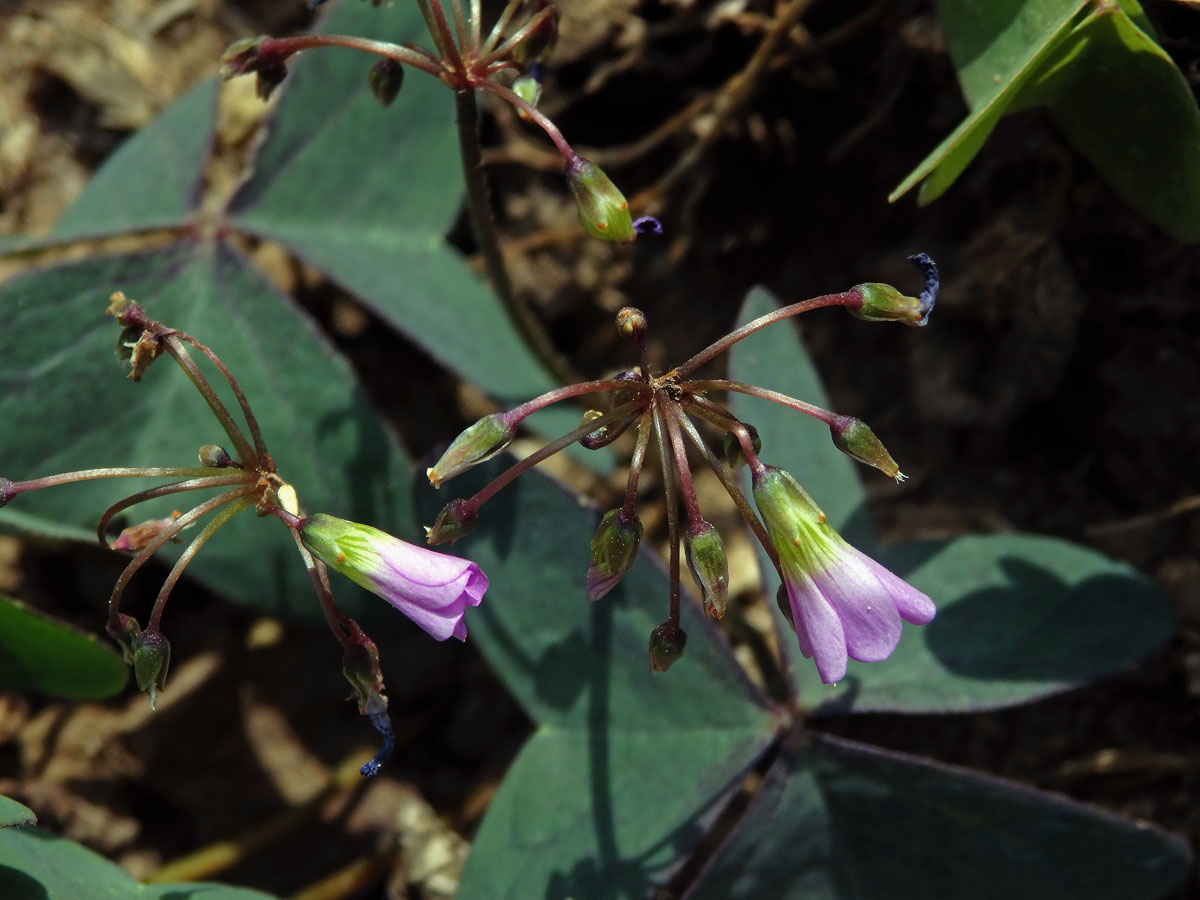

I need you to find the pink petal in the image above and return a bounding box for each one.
[852,548,936,625]
[785,572,848,683]
[811,553,902,664]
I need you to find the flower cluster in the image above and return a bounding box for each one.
[0,295,487,776]
[426,254,941,681]
[220,0,659,243]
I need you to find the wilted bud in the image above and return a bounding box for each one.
[106,613,142,665]
[565,156,635,242]
[220,36,289,100]
[0,477,16,509]
[199,444,236,468]
[684,520,729,619]
[427,413,515,487]
[132,630,171,710]
[721,423,761,469]
[511,72,542,119]
[649,622,687,672]
[586,509,643,601]
[579,409,636,450]
[109,511,183,552]
[368,58,404,106]
[830,415,904,482]
[342,632,388,717]
[608,369,643,408]
[425,498,479,545]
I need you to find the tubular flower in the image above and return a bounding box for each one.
[301,514,488,641]
[752,465,935,683]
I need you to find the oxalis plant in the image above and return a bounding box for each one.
[0,1,1191,898]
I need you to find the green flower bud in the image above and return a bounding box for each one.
[425,499,478,545]
[586,509,643,600]
[684,520,729,619]
[427,413,515,488]
[830,415,904,482]
[132,630,170,710]
[848,283,925,326]
[649,622,687,672]
[565,156,635,242]
[721,423,761,469]
[511,73,542,117]
[368,59,404,107]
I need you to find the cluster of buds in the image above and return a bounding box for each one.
[220,0,659,242]
[0,294,488,776]
[426,255,940,681]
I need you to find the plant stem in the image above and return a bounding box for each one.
[176,334,272,464]
[652,405,682,629]
[475,78,575,158]
[148,497,253,631]
[162,337,258,464]
[96,474,255,545]
[465,404,637,511]
[622,409,654,518]
[7,467,221,498]
[673,291,861,377]
[476,6,555,67]
[262,34,443,79]
[686,380,837,423]
[505,377,650,424]
[680,397,763,471]
[454,87,579,384]
[482,0,523,55]
[661,402,702,525]
[108,485,256,630]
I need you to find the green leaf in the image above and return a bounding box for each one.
[890,0,1088,204]
[225,1,578,439]
[687,733,1191,899]
[0,240,412,625]
[796,534,1176,714]
[460,726,771,899]
[441,466,775,897]
[0,797,36,830]
[729,287,1175,713]
[0,824,281,900]
[0,79,218,256]
[0,596,127,699]
[1032,7,1200,242]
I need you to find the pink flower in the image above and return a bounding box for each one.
[301,514,487,641]
[752,465,935,683]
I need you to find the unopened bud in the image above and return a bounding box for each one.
[368,58,404,106]
[565,156,635,242]
[849,283,924,326]
[0,478,16,509]
[608,369,643,408]
[721,423,761,469]
[649,622,687,672]
[427,413,515,487]
[511,73,542,119]
[586,509,643,600]
[616,307,647,343]
[830,415,904,482]
[425,499,478,545]
[198,444,236,468]
[132,630,170,710]
[109,511,183,552]
[106,613,142,665]
[684,520,729,619]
